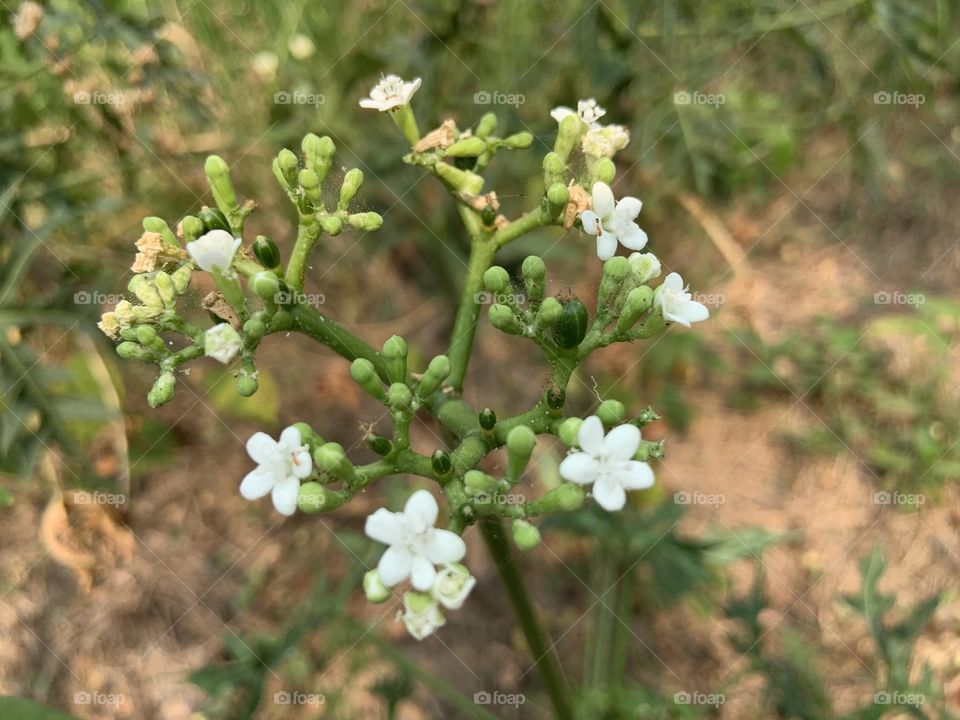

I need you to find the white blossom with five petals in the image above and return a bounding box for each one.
[365,490,466,591]
[559,416,655,511]
[550,98,607,129]
[186,229,240,273]
[240,426,313,516]
[359,74,422,112]
[580,182,648,260]
[655,272,710,327]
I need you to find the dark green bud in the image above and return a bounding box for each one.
[431,449,452,476]
[480,204,497,227]
[368,434,393,456]
[546,387,566,410]
[478,407,497,431]
[253,236,281,269]
[199,205,230,233]
[552,299,588,349]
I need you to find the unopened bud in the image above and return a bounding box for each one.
[350,358,385,401]
[347,212,383,231]
[363,569,392,603]
[381,335,408,384]
[147,371,176,407]
[321,215,344,235]
[528,483,586,514]
[521,256,545,305]
[617,286,654,334]
[598,256,630,313]
[387,382,413,411]
[506,425,536,482]
[274,148,299,189]
[597,400,626,427]
[418,355,450,397]
[431,449,452,476]
[489,304,521,335]
[446,137,487,157]
[464,470,497,494]
[501,132,533,149]
[154,271,176,307]
[512,519,541,551]
[554,115,582,160]
[116,341,154,362]
[252,271,281,303]
[546,183,569,217]
[534,297,563,330]
[298,482,346,513]
[302,133,335,182]
[171,265,192,294]
[483,266,510,294]
[204,155,240,221]
[143,216,179,247]
[478,407,497,431]
[338,168,364,210]
[314,443,355,482]
[253,236,281,269]
[627,252,661,286]
[557,417,583,448]
[592,157,616,184]
[128,274,164,308]
[435,163,484,195]
[475,112,498,138]
[542,152,565,185]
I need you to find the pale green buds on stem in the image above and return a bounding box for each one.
[314,442,355,483]
[596,399,626,426]
[339,168,364,211]
[148,371,176,408]
[381,335,408,383]
[557,417,583,448]
[298,481,346,513]
[527,483,586,514]
[506,425,536,483]
[363,569,392,603]
[512,519,541,551]
[350,358,386,401]
[418,355,450,397]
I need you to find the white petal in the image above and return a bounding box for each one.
[401,77,422,103]
[404,490,438,528]
[377,545,413,586]
[591,182,615,219]
[246,432,277,464]
[559,453,599,485]
[365,508,406,545]
[663,272,684,291]
[663,309,691,327]
[580,210,600,235]
[596,231,618,260]
[550,106,574,123]
[614,196,642,221]
[673,300,709,324]
[592,475,627,511]
[578,416,605,455]
[618,461,655,490]
[617,223,648,251]
[239,467,275,500]
[279,425,302,448]
[291,449,313,479]
[603,424,641,461]
[271,477,300,516]
[424,529,466,564]
[359,98,388,110]
[410,556,437,591]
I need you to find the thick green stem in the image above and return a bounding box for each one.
[447,240,496,391]
[478,515,575,720]
[290,303,386,376]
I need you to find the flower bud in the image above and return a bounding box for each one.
[298,482,346,513]
[253,236,281,269]
[636,306,667,338]
[274,148,300,189]
[143,216,178,247]
[171,265,193,294]
[314,442,355,482]
[128,274,164,308]
[236,371,259,397]
[147,371,176,407]
[634,439,665,462]
[302,133,335,182]
[557,417,583,448]
[521,255,545,305]
[554,115,582,160]
[478,407,497,431]
[483,266,510,294]
[598,256,630,313]
[180,215,205,242]
[464,469,497,494]
[291,421,325,449]
[199,206,230,234]
[546,183,568,217]
[597,399,626,426]
[627,252,661,286]
[418,354,450,397]
[528,483,586,514]
[552,299,588,349]
[321,215,344,235]
[204,155,240,220]
[546,387,566,410]
[135,324,165,352]
[381,335,408,384]
[431,449,452,476]
[298,168,321,203]
[243,315,266,344]
[431,563,476,609]
[617,286,654,334]
[592,157,616,184]
[446,137,487,157]
[154,271,176,307]
[542,152,565,185]
[346,212,383,231]
[506,425,536,482]
[534,297,563,330]
[475,112,498,138]
[502,132,533,149]
[489,304,521,335]
[350,358,386,401]
[368,434,393,456]
[338,168,364,210]
[512,519,541,551]
[480,204,497,227]
[116,341,154,362]
[435,163,484,195]
[387,382,413,411]
[363,569,392,603]
[252,271,281,304]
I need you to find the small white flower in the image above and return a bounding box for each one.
[580,182,648,260]
[240,426,313,516]
[251,51,279,81]
[550,98,607,129]
[187,229,241,273]
[431,563,476,610]
[559,416,655,512]
[655,272,709,327]
[401,591,446,641]
[204,323,242,364]
[288,33,315,60]
[581,124,630,158]
[627,251,661,285]
[365,489,466,591]
[359,74,422,112]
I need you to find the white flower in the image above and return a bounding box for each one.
[401,591,446,641]
[187,229,241,273]
[559,416,655,512]
[431,563,476,610]
[204,323,242,364]
[580,182,648,260]
[288,33,315,60]
[550,98,606,130]
[627,251,661,285]
[251,51,279,81]
[655,272,710,327]
[581,124,630,158]
[365,490,466,591]
[359,74,421,112]
[240,426,313,516]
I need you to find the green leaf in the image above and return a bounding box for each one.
[0,697,79,720]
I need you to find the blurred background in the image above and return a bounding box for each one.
[2,0,959,718]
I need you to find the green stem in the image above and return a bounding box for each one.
[285,216,321,291]
[478,515,575,720]
[447,240,496,392]
[290,303,386,376]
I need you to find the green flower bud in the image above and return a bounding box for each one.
[291,422,325,449]
[598,256,630,312]
[147,371,176,408]
[475,112,498,138]
[198,206,230,233]
[512,519,541,551]
[506,425,536,482]
[338,168,364,210]
[431,449,452,476]
[204,155,240,221]
[253,236,281,269]
[387,382,413,410]
[597,399,626,426]
[314,442,355,482]
[418,354,450,397]
[128,274,164,308]
[252,271,281,304]
[274,148,300,189]
[592,157,616,184]
[521,255,546,305]
[480,204,497,227]
[534,297,563,330]
[636,306,667,338]
[171,265,192,294]
[464,469,497,494]
[634,439,665,462]
[528,483,586,514]
[542,152,565,185]
[617,286,654,334]
[116,341,154,362]
[557,417,583,447]
[299,168,321,203]
[435,163,484,195]
[302,133,335,182]
[243,315,266,344]
[180,215,204,242]
[350,358,385,401]
[546,387,566,410]
[483,266,510,294]
[446,137,487,157]
[501,131,533,149]
[478,408,497,431]
[154,271,176,307]
[363,569,392,603]
[368,434,393,456]
[298,482,346,513]
[554,115,582,160]
[236,365,259,396]
[381,335,408,383]
[552,299,588,349]
[546,183,569,217]
[142,216,179,247]
[321,215,344,235]
[489,304,522,335]
[135,324,165,352]
[346,212,383,231]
